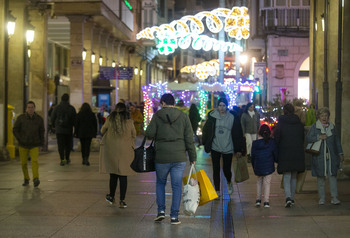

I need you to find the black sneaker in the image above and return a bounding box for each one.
[22,179,29,186]
[264,202,270,208]
[105,194,115,205]
[171,217,181,225]
[255,199,261,207]
[60,161,65,166]
[119,200,127,208]
[154,211,165,222]
[85,161,90,166]
[285,197,292,208]
[33,178,40,187]
[66,159,71,164]
[291,200,295,206]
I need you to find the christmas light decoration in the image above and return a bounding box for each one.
[136,6,249,55]
[143,80,258,125]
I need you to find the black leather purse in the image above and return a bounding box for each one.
[130,137,155,172]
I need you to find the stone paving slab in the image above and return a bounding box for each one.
[1,135,350,237]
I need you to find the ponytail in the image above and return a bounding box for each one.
[259,124,271,144]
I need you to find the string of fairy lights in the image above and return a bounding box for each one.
[136,7,249,55]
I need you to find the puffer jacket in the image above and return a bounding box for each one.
[145,107,196,163]
[251,138,278,176]
[13,113,45,148]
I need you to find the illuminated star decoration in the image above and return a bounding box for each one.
[136,7,249,55]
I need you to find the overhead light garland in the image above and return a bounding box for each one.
[137,7,249,55]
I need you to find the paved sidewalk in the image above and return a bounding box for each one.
[0,137,350,237]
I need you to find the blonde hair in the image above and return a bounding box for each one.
[316,107,330,119]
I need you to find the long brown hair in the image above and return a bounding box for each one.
[108,103,130,134]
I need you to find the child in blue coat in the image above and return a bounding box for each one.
[251,124,278,208]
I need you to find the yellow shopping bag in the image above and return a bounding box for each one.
[183,169,218,206]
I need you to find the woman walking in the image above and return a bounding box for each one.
[100,103,136,208]
[251,124,277,208]
[202,98,243,197]
[241,103,260,162]
[75,103,97,165]
[306,107,344,205]
[189,103,201,146]
[274,103,305,208]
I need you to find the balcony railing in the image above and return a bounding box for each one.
[260,8,309,32]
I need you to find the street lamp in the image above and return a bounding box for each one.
[91,52,95,63]
[26,22,35,45]
[112,60,116,68]
[26,22,35,58]
[82,48,87,61]
[140,69,143,76]
[7,11,16,37]
[134,67,138,75]
[99,56,103,66]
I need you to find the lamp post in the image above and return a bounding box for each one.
[4,8,16,148]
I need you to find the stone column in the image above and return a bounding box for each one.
[83,20,93,105]
[342,2,350,157]
[27,9,48,117]
[68,15,86,110]
[8,0,26,116]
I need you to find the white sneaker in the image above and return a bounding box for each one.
[318,199,325,205]
[227,182,233,195]
[331,197,340,205]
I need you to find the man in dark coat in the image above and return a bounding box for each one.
[51,93,77,166]
[13,101,44,187]
[274,103,305,208]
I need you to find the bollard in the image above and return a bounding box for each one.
[6,105,15,159]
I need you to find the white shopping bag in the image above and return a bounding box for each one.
[183,164,200,216]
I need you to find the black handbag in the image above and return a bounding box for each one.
[130,137,156,172]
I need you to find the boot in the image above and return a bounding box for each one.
[85,157,90,166]
[83,157,90,166]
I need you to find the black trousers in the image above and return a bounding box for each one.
[80,138,92,159]
[56,134,72,161]
[211,150,233,191]
[109,174,127,201]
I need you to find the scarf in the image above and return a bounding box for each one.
[248,110,255,118]
[315,120,334,176]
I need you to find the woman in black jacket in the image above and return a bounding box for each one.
[189,103,201,146]
[75,103,98,165]
[274,103,305,208]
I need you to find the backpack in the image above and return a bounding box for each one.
[57,113,70,128]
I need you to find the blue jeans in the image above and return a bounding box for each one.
[283,171,297,200]
[155,162,186,218]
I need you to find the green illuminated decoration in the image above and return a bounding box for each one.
[124,0,132,10]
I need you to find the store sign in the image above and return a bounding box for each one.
[117,67,134,80]
[99,67,116,80]
[239,85,254,92]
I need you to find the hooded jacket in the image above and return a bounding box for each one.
[145,107,196,164]
[274,114,305,174]
[202,110,244,154]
